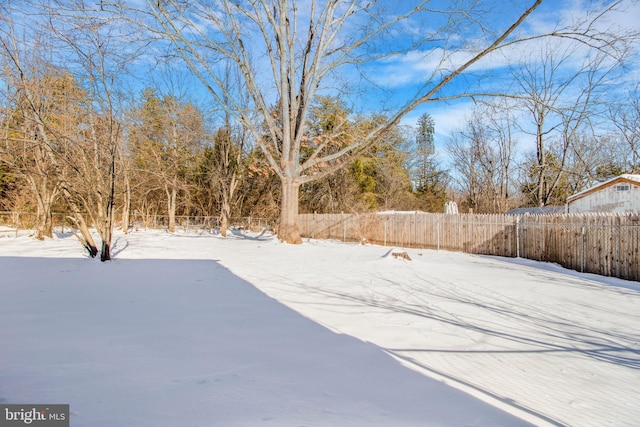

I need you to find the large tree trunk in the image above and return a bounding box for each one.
[101,235,111,261]
[220,196,230,237]
[26,175,57,240]
[219,173,239,238]
[35,203,53,240]
[220,215,229,237]
[34,186,55,240]
[278,177,302,244]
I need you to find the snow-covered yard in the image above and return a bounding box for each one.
[1,230,639,426]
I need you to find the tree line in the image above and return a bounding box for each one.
[1,1,638,258]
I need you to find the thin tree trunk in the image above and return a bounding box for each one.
[536,118,546,207]
[59,183,98,257]
[77,216,98,257]
[167,186,177,233]
[25,171,57,240]
[69,211,98,258]
[100,150,117,262]
[220,172,239,237]
[121,173,131,234]
[220,204,229,237]
[220,186,230,237]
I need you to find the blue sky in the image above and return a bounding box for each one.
[3,0,638,161]
[379,0,640,153]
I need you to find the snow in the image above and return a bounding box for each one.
[1,230,639,426]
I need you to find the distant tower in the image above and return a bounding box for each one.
[416,113,435,190]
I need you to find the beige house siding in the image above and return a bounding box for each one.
[567,175,640,213]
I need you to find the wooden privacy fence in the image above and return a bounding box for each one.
[297,212,640,282]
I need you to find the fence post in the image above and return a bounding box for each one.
[384,219,387,247]
[437,221,440,251]
[516,216,520,258]
[581,226,586,273]
[415,212,419,248]
[342,212,346,242]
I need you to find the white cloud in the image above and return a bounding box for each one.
[403,101,476,141]
[371,47,517,89]
[370,0,639,91]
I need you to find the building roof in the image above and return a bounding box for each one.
[566,174,640,203]
[505,206,565,215]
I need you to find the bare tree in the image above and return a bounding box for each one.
[610,85,640,172]
[115,0,590,242]
[0,62,61,239]
[0,6,99,251]
[485,103,518,212]
[514,39,626,207]
[448,106,518,213]
[214,65,251,237]
[0,1,144,258]
[190,86,249,233]
[43,0,145,260]
[1,5,60,239]
[448,114,491,213]
[129,89,204,233]
[209,126,247,236]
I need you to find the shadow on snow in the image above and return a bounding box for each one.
[0,256,531,427]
